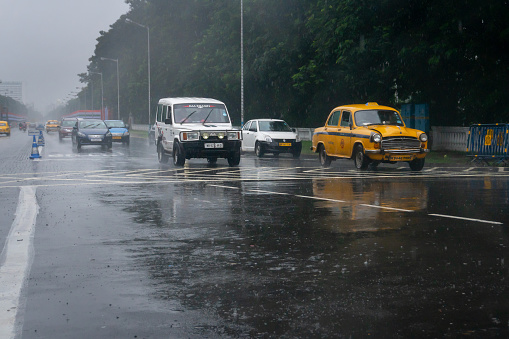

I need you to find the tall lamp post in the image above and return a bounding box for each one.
[126,18,151,127]
[100,57,120,120]
[89,71,104,118]
[240,0,244,127]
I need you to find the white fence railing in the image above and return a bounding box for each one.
[131,124,469,152]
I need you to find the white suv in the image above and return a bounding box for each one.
[154,97,242,166]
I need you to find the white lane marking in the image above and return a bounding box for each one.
[359,204,414,212]
[0,186,39,339]
[429,213,503,225]
[464,167,475,172]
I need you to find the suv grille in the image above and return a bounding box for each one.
[382,137,420,153]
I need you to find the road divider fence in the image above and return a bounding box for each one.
[467,123,509,166]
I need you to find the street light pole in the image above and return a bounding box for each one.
[100,57,120,120]
[89,71,104,118]
[240,0,244,127]
[126,18,151,127]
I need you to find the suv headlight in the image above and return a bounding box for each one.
[202,132,210,139]
[181,131,199,141]
[296,134,301,142]
[227,131,242,140]
[419,133,428,142]
[217,132,225,139]
[265,135,272,143]
[370,133,382,143]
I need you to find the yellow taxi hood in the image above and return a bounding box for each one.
[367,125,422,138]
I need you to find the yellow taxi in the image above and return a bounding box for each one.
[312,102,428,171]
[45,120,60,133]
[0,121,10,136]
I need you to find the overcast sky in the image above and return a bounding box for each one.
[0,0,129,113]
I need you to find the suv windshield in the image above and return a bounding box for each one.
[79,120,107,129]
[354,110,404,126]
[174,104,229,124]
[258,121,292,132]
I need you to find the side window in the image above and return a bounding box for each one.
[327,111,340,126]
[243,121,251,131]
[163,105,168,121]
[249,121,257,132]
[156,104,163,122]
[340,111,351,127]
[167,106,172,124]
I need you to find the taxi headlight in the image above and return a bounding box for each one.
[370,133,382,143]
[419,133,428,142]
[202,132,209,140]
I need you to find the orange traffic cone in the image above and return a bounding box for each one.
[29,135,41,159]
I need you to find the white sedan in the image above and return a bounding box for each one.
[241,119,302,158]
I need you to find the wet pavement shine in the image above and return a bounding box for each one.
[0,130,508,338]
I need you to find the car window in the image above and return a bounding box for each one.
[249,122,257,132]
[340,111,351,127]
[105,120,125,128]
[354,110,404,126]
[327,111,340,126]
[79,120,106,129]
[0,123,6,126]
[243,121,251,131]
[258,121,292,132]
[61,120,76,127]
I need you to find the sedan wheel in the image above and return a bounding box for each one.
[255,142,264,158]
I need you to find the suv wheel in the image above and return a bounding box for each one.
[353,144,369,170]
[319,145,332,167]
[255,142,264,157]
[227,150,241,167]
[157,142,169,163]
[173,142,186,166]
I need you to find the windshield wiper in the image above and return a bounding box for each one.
[180,111,196,124]
[202,109,213,125]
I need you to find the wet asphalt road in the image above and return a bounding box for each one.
[0,129,508,338]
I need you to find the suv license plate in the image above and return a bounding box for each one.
[205,143,223,149]
[91,138,102,142]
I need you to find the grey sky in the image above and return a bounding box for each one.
[0,0,129,113]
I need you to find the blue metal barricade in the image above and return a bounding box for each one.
[467,123,509,166]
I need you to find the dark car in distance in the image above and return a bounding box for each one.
[59,118,78,141]
[72,119,112,150]
[104,120,130,145]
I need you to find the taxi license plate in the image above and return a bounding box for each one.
[389,155,413,161]
[279,143,291,146]
[205,143,223,149]
[113,136,122,140]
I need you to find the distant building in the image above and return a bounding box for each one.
[0,81,23,103]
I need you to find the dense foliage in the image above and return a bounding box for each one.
[68,0,508,127]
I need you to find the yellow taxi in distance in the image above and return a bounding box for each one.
[45,120,60,133]
[312,102,429,171]
[0,121,11,136]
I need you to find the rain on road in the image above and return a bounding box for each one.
[0,130,508,338]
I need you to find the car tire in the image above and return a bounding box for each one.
[255,142,264,158]
[353,144,369,170]
[409,157,425,171]
[173,142,186,166]
[227,150,241,167]
[157,142,169,164]
[319,145,332,167]
[124,137,130,146]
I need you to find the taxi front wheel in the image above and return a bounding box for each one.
[353,145,370,170]
[319,145,332,167]
[409,158,425,171]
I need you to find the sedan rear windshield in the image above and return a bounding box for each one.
[354,110,404,126]
[79,120,107,129]
[258,121,292,132]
